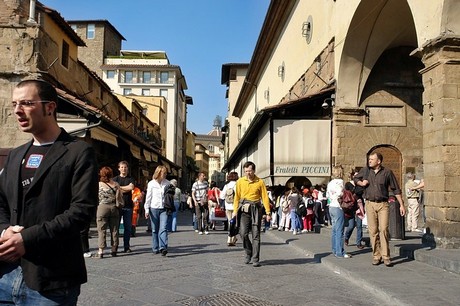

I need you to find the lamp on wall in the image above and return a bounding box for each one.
[321,94,336,109]
[264,89,270,101]
[302,16,313,43]
[278,62,285,78]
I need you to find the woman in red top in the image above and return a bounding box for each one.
[207,181,220,230]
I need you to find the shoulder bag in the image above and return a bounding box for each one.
[105,182,125,208]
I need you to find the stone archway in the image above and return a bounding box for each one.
[337,0,418,106]
[286,176,311,190]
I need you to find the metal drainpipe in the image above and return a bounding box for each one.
[27,0,36,23]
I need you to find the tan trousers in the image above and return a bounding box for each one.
[366,200,390,260]
[96,203,120,250]
[407,198,420,231]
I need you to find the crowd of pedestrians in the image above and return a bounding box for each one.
[92,155,417,270]
[0,79,427,304]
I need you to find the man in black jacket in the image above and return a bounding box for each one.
[0,79,98,304]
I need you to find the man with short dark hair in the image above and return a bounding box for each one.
[355,152,405,267]
[113,161,135,253]
[0,79,98,304]
[191,172,209,235]
[233,161,271,267]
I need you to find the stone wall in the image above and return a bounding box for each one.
[73,23,105,77]
[420,36,460,248]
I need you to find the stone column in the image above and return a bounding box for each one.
[418,35,460,248]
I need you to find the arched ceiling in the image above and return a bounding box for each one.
[337,0,418,106]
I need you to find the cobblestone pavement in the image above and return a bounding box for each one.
[79,211,383,306]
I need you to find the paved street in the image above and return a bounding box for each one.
[80,211,382,306]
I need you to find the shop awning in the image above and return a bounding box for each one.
[90,127,118,147]
[222,89,334,172]
[58,118,88,137]
[130,144,142,160]
[144,150,152,162]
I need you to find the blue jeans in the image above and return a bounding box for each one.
[0,264,80,306]
[192,212,197,230]
[120,208,133,251]
[330,206,346,257]
[344,214,363,245]
[168,200,180,232]
[149,207,169,252]
[290,209,301,230]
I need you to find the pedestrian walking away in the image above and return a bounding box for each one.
[168,179,181,232]
[96,166,121,258]
[344,170,365,249]
[233,161,271,267]
[220,171,239,246]
[354,152,406,267]
[0,79,98,304]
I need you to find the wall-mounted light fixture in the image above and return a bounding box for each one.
[302,15,313,44]
[264,89,270,101]
[278,62,285,78]
[321,93,336,109]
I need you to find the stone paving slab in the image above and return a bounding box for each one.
[266,227,460,306]
[80,212,384,305]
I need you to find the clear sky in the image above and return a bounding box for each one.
[42,0,270,134]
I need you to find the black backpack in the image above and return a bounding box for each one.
[297,201,307,217]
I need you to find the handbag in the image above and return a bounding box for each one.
[104,182,124,208]
[115,187,125,208]
[229,217,239,236]
[214,206,226,218]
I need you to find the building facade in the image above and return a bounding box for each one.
[101,50,189,184]
[195,116,226,188]
[194,143,209,179]
[67,19,125,78]
[222,0,460,248]
[0,1,178,186]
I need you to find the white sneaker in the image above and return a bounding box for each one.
[198,232,203,235]
[204,231,209,235]
[293,230,297,235]
[83,252,92,258]
[301,229,308,233]
[413,228,423,232]
[284,228,289,232]
[195,229,199,233]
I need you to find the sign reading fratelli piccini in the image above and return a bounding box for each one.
[274,164,330,176]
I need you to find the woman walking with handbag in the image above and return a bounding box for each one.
[144,165,170,256]
[220,172,238,246]
[96,166,121,258]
